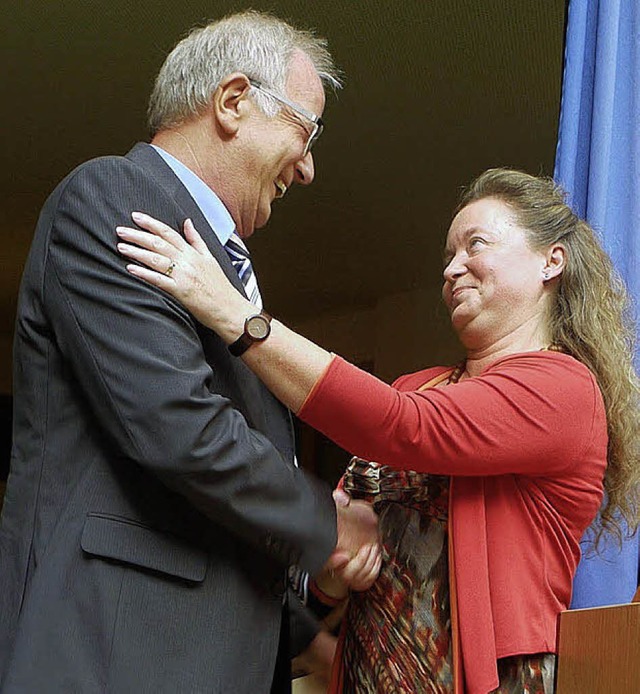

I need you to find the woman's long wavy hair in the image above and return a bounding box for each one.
[457,168,640,547]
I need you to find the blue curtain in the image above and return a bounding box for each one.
[554,0,640,608]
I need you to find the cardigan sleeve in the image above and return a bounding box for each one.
[298,351,605,477]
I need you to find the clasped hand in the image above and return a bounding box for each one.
[319,489,382,598]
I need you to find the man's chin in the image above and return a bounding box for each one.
[237,209,269,239]
[254,204,273,231]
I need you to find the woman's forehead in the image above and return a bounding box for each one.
[447,198,522,244]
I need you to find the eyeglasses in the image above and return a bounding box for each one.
[249,79,324,157]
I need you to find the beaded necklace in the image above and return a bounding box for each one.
[447,362,466,384]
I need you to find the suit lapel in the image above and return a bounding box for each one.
[124,143,295,463]
[125,143,248,301]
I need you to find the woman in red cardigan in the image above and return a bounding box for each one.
[116,169,639,693]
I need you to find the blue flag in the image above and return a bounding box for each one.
[554,0,640,608]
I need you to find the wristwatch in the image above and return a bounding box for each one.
[228,310,272,357]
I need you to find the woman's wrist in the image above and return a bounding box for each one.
[204,294,257,345]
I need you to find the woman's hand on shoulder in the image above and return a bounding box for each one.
[116,212,249,332]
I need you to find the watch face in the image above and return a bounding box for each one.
[246,315,270,339]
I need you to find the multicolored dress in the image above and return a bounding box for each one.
[341,459,453,692]
[333,458,556,693]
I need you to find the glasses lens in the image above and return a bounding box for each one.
[253,81,323,157]
[304,120,324,156]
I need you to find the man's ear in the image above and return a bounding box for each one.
[211,73,254,136]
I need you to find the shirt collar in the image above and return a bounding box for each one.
[151,144,235,246]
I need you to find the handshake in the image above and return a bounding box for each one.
[318,489,382,599]
[291,490,381,682]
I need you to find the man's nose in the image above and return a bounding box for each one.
[294,151,315,185]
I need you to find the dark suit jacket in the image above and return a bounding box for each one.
[0,143,336,693]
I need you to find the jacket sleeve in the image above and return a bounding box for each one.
[287,589,323,658]
[42,156,336,575]
[299,354,604,477]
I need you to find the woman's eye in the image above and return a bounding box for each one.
[468,237,484,251]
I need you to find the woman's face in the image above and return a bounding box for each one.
[442,197,549,346]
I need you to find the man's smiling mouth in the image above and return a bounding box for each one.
[274,179,288,199]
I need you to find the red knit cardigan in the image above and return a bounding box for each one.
[299,351,607,694]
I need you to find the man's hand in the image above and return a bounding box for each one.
[323,489,381,592]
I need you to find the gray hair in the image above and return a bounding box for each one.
[148,10,341,135]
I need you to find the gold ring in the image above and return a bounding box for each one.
[165,261,176,277]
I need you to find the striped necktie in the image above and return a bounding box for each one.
[225,232,263,309]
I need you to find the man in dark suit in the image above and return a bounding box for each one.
[0,11,377,693]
